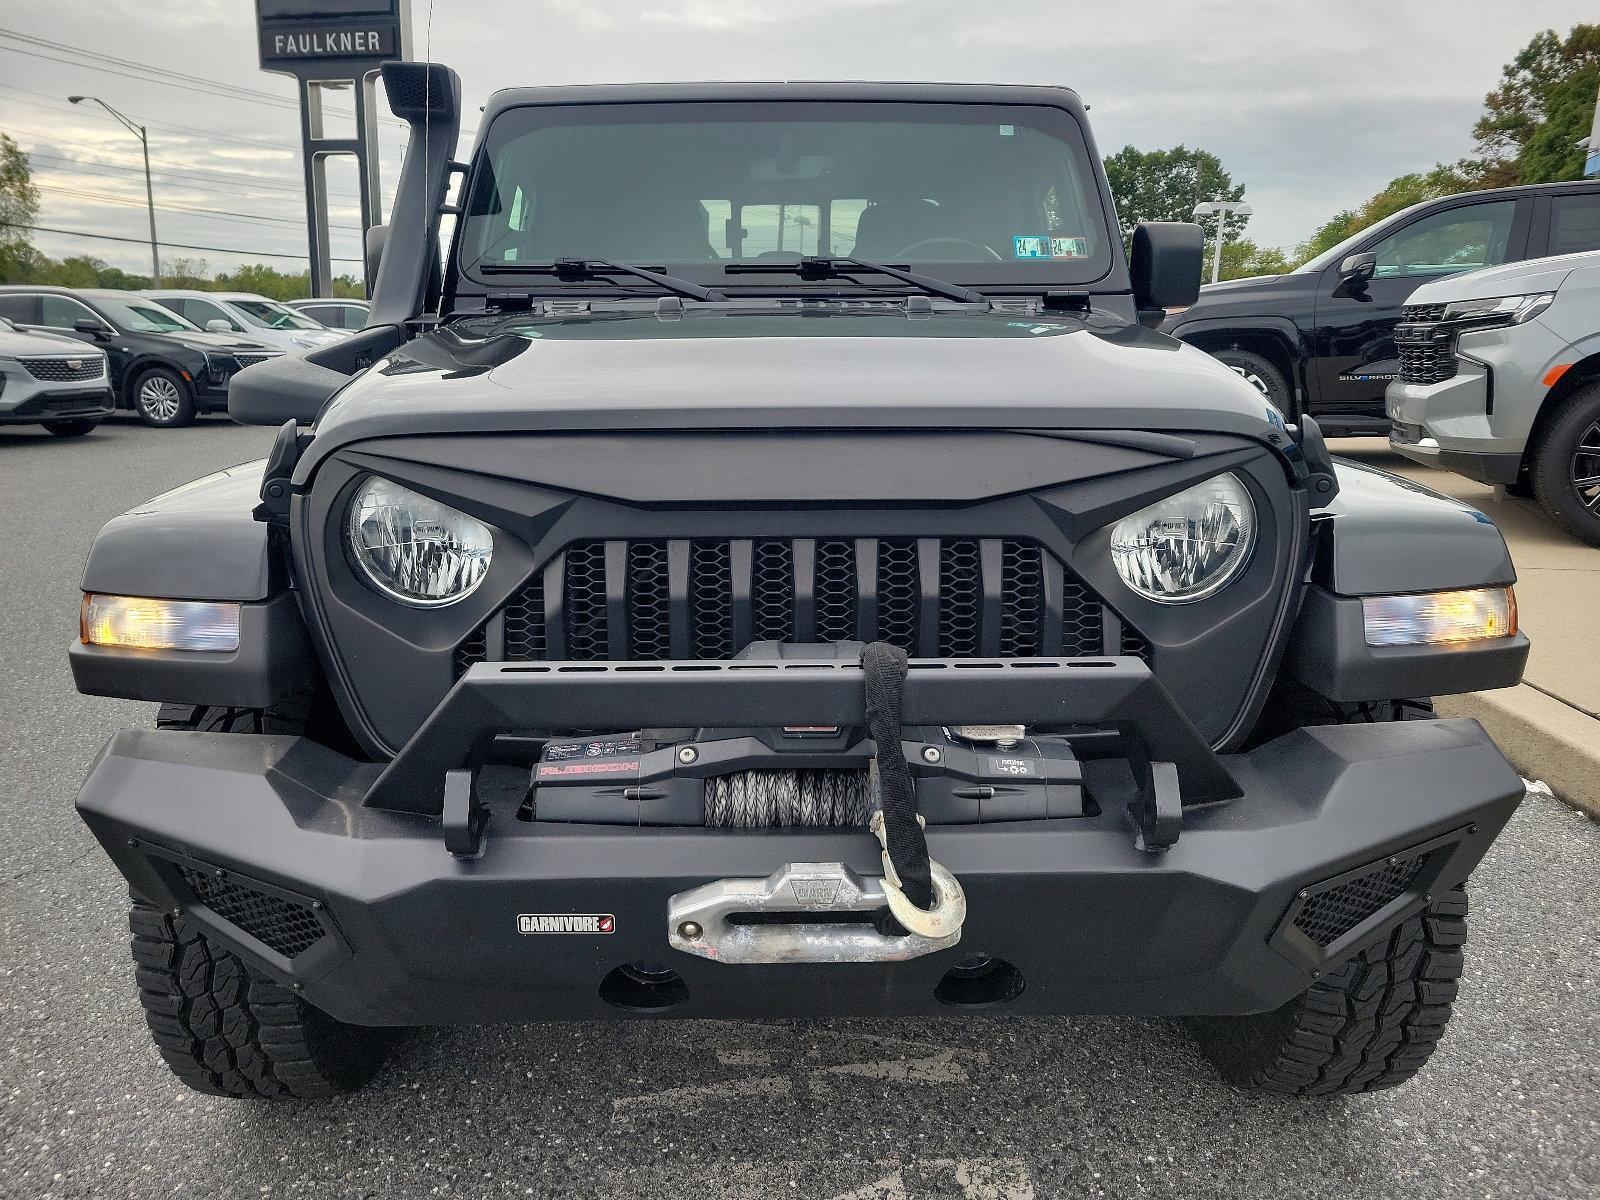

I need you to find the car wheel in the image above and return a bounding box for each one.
[132,367,197,428]
[43,418,101,437]
[1529,380,1600,547]
[1213,349,1291,410]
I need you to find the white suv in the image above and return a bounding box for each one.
[143,291,349,353]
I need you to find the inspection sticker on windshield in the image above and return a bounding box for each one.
[1050,236,1088,259]
[1013,235,1051,259]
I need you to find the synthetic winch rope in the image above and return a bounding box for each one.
[861,641,935,910]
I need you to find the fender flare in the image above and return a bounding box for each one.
[1164,316,1309,403]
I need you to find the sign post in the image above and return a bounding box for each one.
[255,1,411,296]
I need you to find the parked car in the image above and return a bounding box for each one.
[70,65,1531,1102]
[144,290,349,352]
[286,297,370,330]
[0,314,112,436]
[1388,248,1600,544]
[1163,180,1600,435]
[0,286,281,427]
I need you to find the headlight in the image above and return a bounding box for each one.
[1440,292,1554,326]
[1362,587,1515,647]
[80,594,240,652]
[347,478,493,607]
[1109,473,1256,603]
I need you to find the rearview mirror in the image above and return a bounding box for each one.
[1130,221,1204,316]
[1339,252,1377,283]
[205,319,233,333]
[72,317,110,338]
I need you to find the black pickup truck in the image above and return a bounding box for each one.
[1164,180,1600,435]
[68,64,1532,1102]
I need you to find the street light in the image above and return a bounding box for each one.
[1191,200,1253,286]
[68,95,160,285]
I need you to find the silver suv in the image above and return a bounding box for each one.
[0,315,112,437]
[1389,249,1600,545]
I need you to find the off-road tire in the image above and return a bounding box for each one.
[131,366,197,428]
[43,418,100,436]
[129,900,396,1098]
[1529,380,1600,546]
[1186,888,1468,1095]
[1213,348,1291,410]
[157,695,311,735]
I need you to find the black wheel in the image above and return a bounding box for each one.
[1530,380,1600,546]
[131,366,197,428]
[1213,348,1292,410]
[129,899,397,1098]
[43,418,101,436]
[1186,888,1468,1095]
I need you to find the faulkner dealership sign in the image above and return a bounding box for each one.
[256,0,408,68]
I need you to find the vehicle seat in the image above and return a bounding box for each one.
[851,198,954,260]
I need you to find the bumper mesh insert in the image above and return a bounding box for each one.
[178,866,326,959]
[1292,855,1427,947]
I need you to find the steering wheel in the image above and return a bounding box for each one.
[890,237,1003,261]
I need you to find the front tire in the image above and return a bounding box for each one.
[43,418,101,437]
[1186,888,1468,1095]
[1530,381,1600,546]
[1212,348,1292,410]
[131,366,197,428]
[129,900,396,1098]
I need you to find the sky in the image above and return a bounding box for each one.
[2,0,1596,280]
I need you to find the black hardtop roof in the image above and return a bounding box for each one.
[479,80,1089,122]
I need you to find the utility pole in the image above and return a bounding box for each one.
[69,95,160,285]
[1191,200,1253,285]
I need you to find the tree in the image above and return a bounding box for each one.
[1294,164,1478,266]
[1470,25,1600,185]
[0,133,40,283]
[1103,145,1248,248]
[1218,238,1293,281]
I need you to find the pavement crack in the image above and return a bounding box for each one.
[2,846,98,892]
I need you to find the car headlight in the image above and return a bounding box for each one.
[1362,587,1516,647]
[1440,292,1554,326]
[1109,473,1256,603]
[347,477,493,607]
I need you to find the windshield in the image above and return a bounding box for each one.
[96,297,198,333]
[457,100,1114,292]
[230,298,324,330]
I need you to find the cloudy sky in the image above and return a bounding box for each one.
[3,0,1595,280]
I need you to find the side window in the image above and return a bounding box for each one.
[299,304,335,326]
[1369,201,1516,279]
[39,295,100,329]
[0,294,36,322]
[182,298,239,330]
[1549,194,1600,256]
[738,204,820,258]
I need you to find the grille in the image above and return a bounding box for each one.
[233,352,277,368]
[1292,855,1427,947]
[1395,306,1456,385]
[178,866,326,959]
[469,537,1144,673]
[19,356,103,382]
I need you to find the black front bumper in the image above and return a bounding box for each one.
[76,660,1525,1025]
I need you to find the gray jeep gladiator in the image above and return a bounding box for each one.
[70,63,1532,1100]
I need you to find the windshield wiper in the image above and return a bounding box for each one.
[480,258,727,302]
[724,256,986,304]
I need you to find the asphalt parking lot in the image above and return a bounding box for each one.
[2,417,1597,1200]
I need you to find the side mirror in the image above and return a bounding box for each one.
[1338,252,1377,284]
[1130,221,1204,316]
[205,318,234,334]
[73,317,110,339]
[365,223,388,286]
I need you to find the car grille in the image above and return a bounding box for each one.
[19,356,103,382]
[233,352,277,368]
[457,537,1146,675]
[1395,305,1456,385]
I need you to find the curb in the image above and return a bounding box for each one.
[1437,685,1600,819]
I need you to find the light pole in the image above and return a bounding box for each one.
[69,95,160,285]
[1191,200,1253,285]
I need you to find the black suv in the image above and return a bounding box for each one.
[69,66,1531,1102]
[0,286,280,428]
[1164,181,1600,435]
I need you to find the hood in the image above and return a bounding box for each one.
[0,326,105,356]
[1405,250,1600,304]
[299,306,1283,477]
[1197,273,1285,294]
[158,329,278,353]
